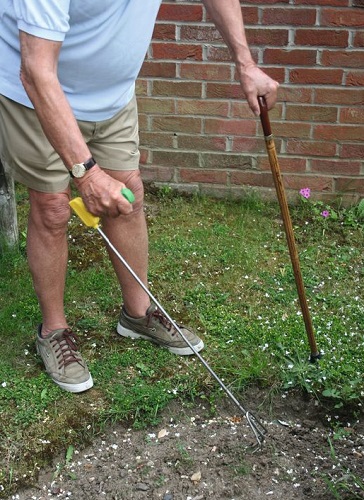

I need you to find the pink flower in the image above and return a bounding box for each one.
[321,210,330,218]
[299,188,311,199]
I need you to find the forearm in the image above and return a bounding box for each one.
[201,0,255,69]
[22,75,92,169]
[19,32,92,170]
[201,0,278,114]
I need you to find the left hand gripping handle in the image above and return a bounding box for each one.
[69,188,135,228]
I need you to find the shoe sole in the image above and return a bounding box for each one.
[53,375,94,393]
[117,323,204,356]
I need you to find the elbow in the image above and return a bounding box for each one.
[20,62,35,97]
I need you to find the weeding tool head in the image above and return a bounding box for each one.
[69,197,100,228]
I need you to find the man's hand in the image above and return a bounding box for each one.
[237,62,279,116]
[74,165,134,218]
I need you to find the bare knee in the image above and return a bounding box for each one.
[125,170,144,214]
[29,189,71,233]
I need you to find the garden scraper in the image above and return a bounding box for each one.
[69,189,267,448]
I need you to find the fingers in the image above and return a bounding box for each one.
[240,65,279,116]
[76,167,134,217]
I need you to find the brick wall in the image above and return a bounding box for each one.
[137,0,364,204]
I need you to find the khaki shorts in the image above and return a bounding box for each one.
[0,94,140,193]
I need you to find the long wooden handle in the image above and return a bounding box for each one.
[258,97,320,360]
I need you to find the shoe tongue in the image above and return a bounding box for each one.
[49,328,69,339]
[146,304,156,315]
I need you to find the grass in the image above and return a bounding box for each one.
[0,184,363,497]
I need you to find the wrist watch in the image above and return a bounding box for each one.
[70,157,97,178]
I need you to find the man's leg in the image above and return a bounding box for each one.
[27,188,71,336]
[100,169,150,318]
[103,169,204,355]
[27,187,93,392]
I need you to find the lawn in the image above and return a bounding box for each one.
[0,184,363,498]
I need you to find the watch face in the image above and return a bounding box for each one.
[72,163,86,178]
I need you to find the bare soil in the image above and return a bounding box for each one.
[7,389,364,500]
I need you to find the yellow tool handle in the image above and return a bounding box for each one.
[69,188,135,228]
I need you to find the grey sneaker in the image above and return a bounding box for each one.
[36,325,93,393]
[117,304,204,356]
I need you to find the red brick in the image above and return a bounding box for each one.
[231,137,264,153]
[180,63,231,82]
[137,97,175,114]
[139,132,175,149]
[157,4,203,22]
[140,164,174,182]
[204,45,231,63]
[152,43,202,61]
[241,0,288,4]
[340,107,364,124]
[321,8,364,27]
[264,49,317,66]
[290,68,343,85]
[279,86,313,103]
[153,24,176,41]
[152,116,202,134]
[137,113,148,132]
[241,6,259,24]
[139,62,176,78]
[246,28,289,46]
[295,0,349,5]
[314,87,364,104]
[353,31,364,47]
[271,121,312,139]
[255,67,285,83]
[180,25,222,43]
[313,124,364,141]
[205,6,259,24]
[205,118,256,136]
[283,175,333,193]
[177,99,229,118]
[231,171,276,188]
[322,50,364,69]
[262,7,317,26]
[295,29,348,47]
[341,143,364,159]
[177,135,227,152]
[152,80,202,98]
[135,80,148,96]
[206,82,243,100]
[346,71,364,86]
[311,159,361,176]
[286,104,338,122]
[257,156,307,173]
[286,140,336,157]
[179,169,227,184]
[153,150,200,170]
[200,153,253,170]
[335,177,364,194]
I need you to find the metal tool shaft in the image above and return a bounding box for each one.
[97,226,267,446]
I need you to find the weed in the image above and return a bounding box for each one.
[175,442,194,466]
[320,436,364,499]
